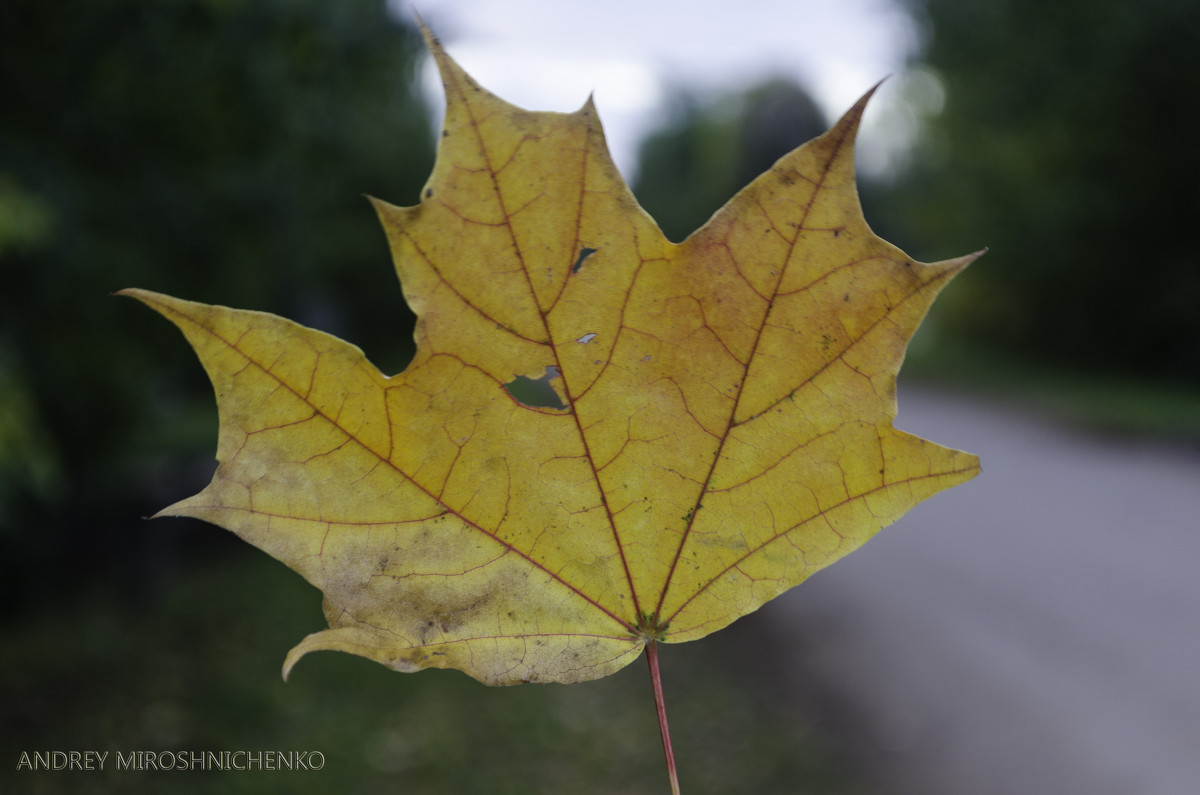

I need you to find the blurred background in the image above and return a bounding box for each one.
[2,0,1197,792]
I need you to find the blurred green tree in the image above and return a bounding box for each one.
[633,78,827,243]
[0,0,432,608]
[885,0,1200,383]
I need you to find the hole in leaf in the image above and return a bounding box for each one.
[572,247,598,274]
[576,333,597,344]
[504,366,567,410]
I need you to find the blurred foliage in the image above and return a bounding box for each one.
[633,78,827,243]
[0,179,60,526]
[0,174,53,256]
[883,0,1200,385]
[0,0,432,609]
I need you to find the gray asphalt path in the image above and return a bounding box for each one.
[768,385,1200,795]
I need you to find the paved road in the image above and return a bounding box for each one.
[767,385,1200,795]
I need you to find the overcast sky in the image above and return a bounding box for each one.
[399,0,930,180]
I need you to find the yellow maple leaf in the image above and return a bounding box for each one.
[122,31,979,688]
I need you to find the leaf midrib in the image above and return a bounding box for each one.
[147,292,638,643]
[652,108,863,627]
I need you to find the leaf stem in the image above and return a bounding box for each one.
[645,641,681,795]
